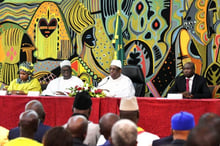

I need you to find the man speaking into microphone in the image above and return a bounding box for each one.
[97,60,135,98]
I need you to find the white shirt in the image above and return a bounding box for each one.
[185,75,195,93]
[42,76,84,95]
[84,121,100,146]
[137,131,160,146]
[98,74,135,98]
[96,135,106,146]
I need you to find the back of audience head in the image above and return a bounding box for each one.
[72,91,92,119]
[99,113,120,140]
[197,112,220,141]
[110,119,137,146]
[185,124,220,146]
[43,126,73,146]
[119,96,139,124]
[19,110,39,138]
[66,115,88,140]
[198,112,219,125]
[25,100,45,123]
[171,111,195,140]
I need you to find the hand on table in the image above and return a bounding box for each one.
[182,91,193,99]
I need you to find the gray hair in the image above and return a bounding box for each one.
[25,100,45,122]
[19,109,39,120]
[111,119,137,146]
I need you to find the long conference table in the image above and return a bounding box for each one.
[0,95,220,138]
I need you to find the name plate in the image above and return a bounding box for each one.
[167,93,183,99]
[0,90,7,95]
[27,91,40,96]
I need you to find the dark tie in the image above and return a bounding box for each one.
[186,78,189,92]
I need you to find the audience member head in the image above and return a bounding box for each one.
[185,124,220,146]
[43,126,73,146]
[66,115,88,140]
[171,111,195,140]
[198,113,220,139]
[99,113,120,140]
[110,60,122,79]
[60,60,72,79]
[183,62,195,78]
[25,100,46,123]
[110,119,137,146]
[72,91,92,119]
[119,96,139,124]
[198,112,219,125]
[19,110,39,139]
[18,61,34,82]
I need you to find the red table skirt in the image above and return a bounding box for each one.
[0,95,220,138]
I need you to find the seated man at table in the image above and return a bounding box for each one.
[97,60,135,98]
[7,61,41,95]
[5,110,42,146]
[119,96,159,146]
[8,100,51,142]
[42,60,84,96]
[168,62,211,99]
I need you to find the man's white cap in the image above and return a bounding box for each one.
[110,60,122,69]
[119,96,139,111]
[60,60,71,68]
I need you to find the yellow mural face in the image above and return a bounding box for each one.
[27,2,72,60]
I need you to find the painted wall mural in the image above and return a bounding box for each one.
[0,0,219,97]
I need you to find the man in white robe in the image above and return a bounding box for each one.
[98,60,135,98]
[42,60,84,96]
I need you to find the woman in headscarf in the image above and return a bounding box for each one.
[7,62,41,95]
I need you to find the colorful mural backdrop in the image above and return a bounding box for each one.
[0,0,219,97]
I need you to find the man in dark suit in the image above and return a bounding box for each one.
[8,100,51,142]
[168,62,211,99]
[152,135,173,146]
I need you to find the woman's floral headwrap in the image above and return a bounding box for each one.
[19,62,34,75]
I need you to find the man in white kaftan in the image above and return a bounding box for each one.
[42,60,83,96]
[98,60,135,98]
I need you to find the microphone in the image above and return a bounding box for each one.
[98,76,110,88]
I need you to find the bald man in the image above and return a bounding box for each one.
[97,113,119,146]
[66,115,88,146]
[5,110,42,146]
[9,100,51,142]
